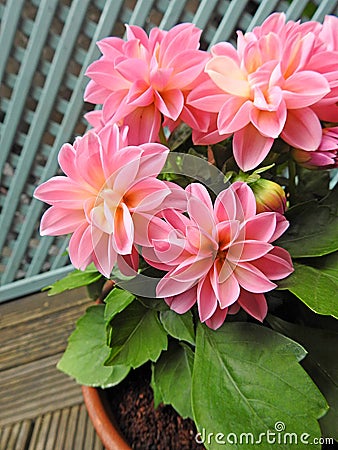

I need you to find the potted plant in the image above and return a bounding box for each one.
[34,13,338,449]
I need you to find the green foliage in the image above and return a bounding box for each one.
[57,305,129,387]
[43,264,103,296]
[160,309,195,345]
[268,315,338,440]
[277,187,338,258]
[152,342,194,419]
[192,322,328,450]
[105,300,168,369]
[278,258,338,318]
[104,288,135,323]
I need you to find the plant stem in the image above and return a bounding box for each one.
[159,125,169,147]
[288,157,297,205]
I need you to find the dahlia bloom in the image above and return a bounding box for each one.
[34,125,170,277]
[292,126,338,169]
[143,181,293,329]
[84,23,210,144]
[188,13,338,171]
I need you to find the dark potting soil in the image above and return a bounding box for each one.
[107,365,206,450]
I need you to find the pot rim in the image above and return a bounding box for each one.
[82,385,131,450]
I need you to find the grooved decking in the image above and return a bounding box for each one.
[0,287,105,449]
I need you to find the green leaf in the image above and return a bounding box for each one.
[192,322,328,450]
[268,315,338,440]
[44,264,102,295]
[57,305,129,387]
[104,288,135,323]
[160,310,195,345]
[276,191,338,257]
[105,301,168,369]
[152,342,194,419]
[278,260,338,318]
[137,296,170,311]
[151,363,164,408]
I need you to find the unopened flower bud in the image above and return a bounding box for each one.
[250,179,286,214]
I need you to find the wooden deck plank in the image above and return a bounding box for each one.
[0,287,106,448]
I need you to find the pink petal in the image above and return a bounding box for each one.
[206,56,250,97]
[117,245,140,277]
[125,25,150,47]
[115,58,149,83]
[160,23,202,67]
[127,81,154,107]
[218,97,253,134]
[157,274,196,298]
[40,207,85,236]
[112,203,134,255]
[250,106,286,138]
[233,123,274,171]
[187,79,228,113]
[211,264,240,308]
[154,89,184,121]
[234,262,277,293]
[111,153,140,194]
[126,178,169,212]
[186,183,213,212]
[243,212,277,242]
[124,106,162,145]
[269,213,289,242]
[252,246,293,280]
[169,255,213,283]
[150,65,173,91]
[76,132,105,188]
[227,240,273,263]
[187,194,215,236]
[92,229,117,278]
[238,290,267,322]
[216,220,240,250]
[218,259,235,283]
[165,285,197,314]
[137,143,169,179]
[197,274,218,322]
[132,213,156,247]
[102,91,131,123]
[85,60,129,90]
[68,222,93,270]
[281,107,322,150]
[282,71,330,109]
[167,50,209,89]
[205,306,228,330]
[34,177,93,208]
[215,182,256,223]
[84,80,112,103]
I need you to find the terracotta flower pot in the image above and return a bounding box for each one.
[82,385,131,450]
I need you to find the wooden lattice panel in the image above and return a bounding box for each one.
[1,0,337,301]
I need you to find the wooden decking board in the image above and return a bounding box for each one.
[0,420,33,450]
[0,287,89,329]
[0,294,93,371]
[0,288,106,448]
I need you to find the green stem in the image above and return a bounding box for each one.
[159,125,169,148]
[288,157,297,206]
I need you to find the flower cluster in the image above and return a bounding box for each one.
[35,14,338,329]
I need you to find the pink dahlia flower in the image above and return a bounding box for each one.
[84,23,210,144]
[292,126,338,169]
[143,181,293,329]
[188,13,338,171]
[34,125,170,277]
